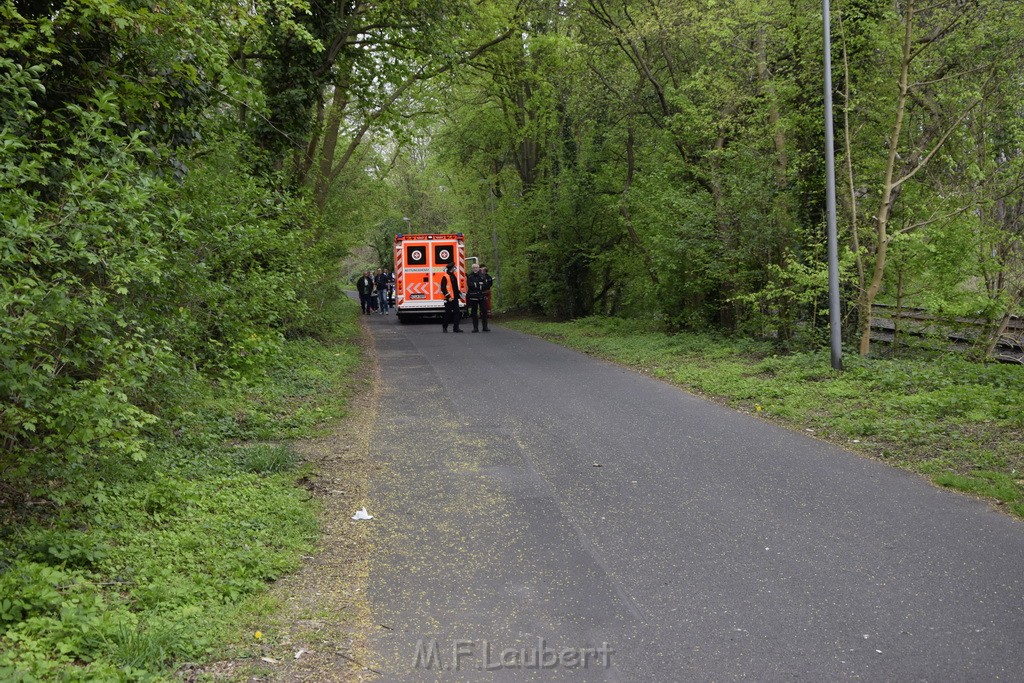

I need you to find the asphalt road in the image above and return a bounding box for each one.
[362,313,1024,681]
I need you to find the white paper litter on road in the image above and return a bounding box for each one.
[352,507,373,521]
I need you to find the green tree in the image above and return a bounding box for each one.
[838,0,1024,354]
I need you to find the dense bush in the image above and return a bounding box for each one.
[1,5,368,678]
[0,304,362,680]
[0,61,323,481]
[1,79,171,475]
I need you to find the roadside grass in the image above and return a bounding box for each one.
[505,316,1024,518]
[0,297,363,682]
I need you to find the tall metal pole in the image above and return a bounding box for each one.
[823,0,844,371]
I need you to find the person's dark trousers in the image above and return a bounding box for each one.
[443,299,462,332]
[468,297,488,332]
[359,293,372,314]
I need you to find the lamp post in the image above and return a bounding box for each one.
[823,0,844,371]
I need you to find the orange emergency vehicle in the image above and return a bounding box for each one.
[393,233,466,323]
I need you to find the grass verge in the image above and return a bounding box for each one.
[0,298,364,682]
[504,316,1024,518]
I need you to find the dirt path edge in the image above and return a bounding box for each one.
[192,321,382,682]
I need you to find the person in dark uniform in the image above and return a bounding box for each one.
[356,270,374,315]
[374,268,390,314]
[480,265,494,316]
[386,268,396,305]
[439,263,463,333]
[466,263,491,332]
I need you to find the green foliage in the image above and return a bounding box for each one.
[103,619,189,676]
[19,530,111,571]
[2,0,465,677]
[0,66,334,480]
[0,301,361,680]
[150,133,313,374]
[0,465,316,681]
[408,0,1023,351]
[3,0,1021,670]
[733,241,859,347]
[1,28,363,673]
[234,445,299,475]
[1,76,172,473]
[935,472,1024,517]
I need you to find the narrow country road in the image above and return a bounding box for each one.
[362,314,1024,681]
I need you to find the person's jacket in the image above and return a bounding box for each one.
[439,270,461,301]
[467,271,488,300]
[374,273,389,290]
[356,276,373,295]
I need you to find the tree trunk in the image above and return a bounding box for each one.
[839,11,864,297]
[986,295,1020,358]
[296,95,325,188]
[757,29,787,190]
[313,73,352,211]
[709,122,737,329]
[514,83,539,190]
[621,125,659,286]
[858,0,915,355]
[893,269,904,351]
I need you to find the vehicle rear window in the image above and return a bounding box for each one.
[434,244,454,265]
[406,245,427,265]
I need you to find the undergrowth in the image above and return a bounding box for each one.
[0,297,362,682]
[506,316,1024,518]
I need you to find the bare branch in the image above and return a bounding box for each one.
[892,77,995,192]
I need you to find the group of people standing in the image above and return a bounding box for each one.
[357,263,494,333]
[440,262,493,333]
[356,268,394,315]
